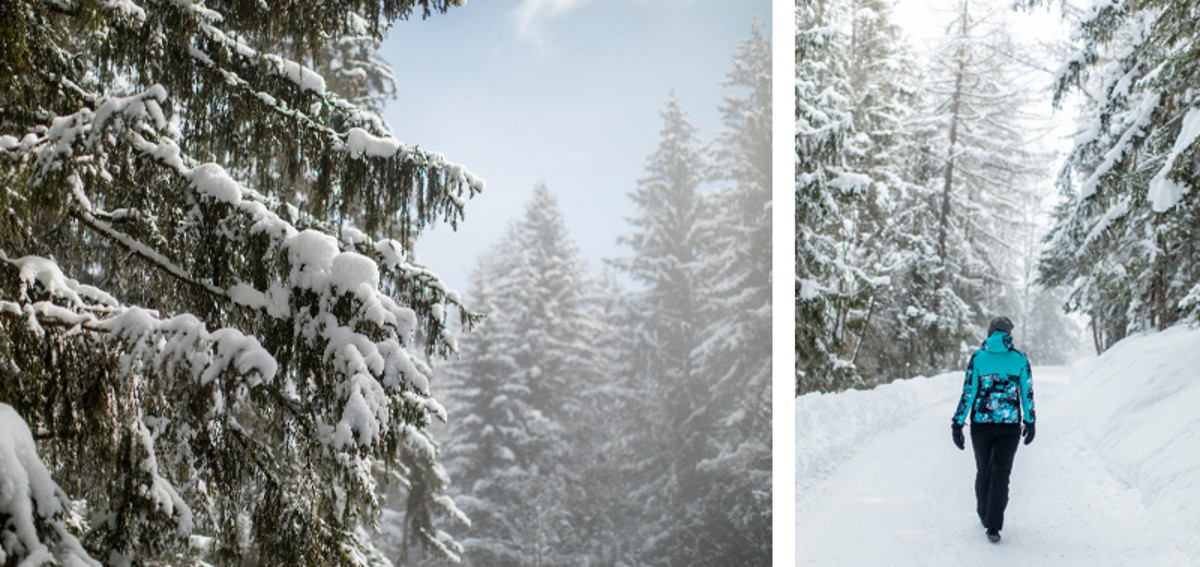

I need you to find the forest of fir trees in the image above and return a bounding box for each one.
[798,0,1200,395]
[797,0,1080,395]
[383,22,772,567]
[0,1,771,565]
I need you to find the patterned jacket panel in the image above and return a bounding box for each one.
[952,332,1035,426]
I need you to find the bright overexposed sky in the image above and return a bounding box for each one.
[892,0,1069,52]
[380,1,771,294]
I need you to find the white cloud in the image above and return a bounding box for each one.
[511,0,593,48]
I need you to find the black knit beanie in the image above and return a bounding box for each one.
[987,316,1014,336]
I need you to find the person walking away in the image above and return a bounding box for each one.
[949,316,1035,543]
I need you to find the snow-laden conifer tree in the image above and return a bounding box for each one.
[0,1,481,564]
[1031,0,1200,350]
[437,184,611,567]
[797,0,926,389]
[797,0,863,393]
[686,19,773,564]
[610,91,713,562]
[617,92,707,406]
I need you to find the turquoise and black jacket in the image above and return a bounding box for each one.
[952,331,1035,426]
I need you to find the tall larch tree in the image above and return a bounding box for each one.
[0,1,483,565]
[901,0,1047,370]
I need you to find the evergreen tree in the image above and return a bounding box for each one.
[438,185,609,566]
[797,0,920,390]
[612,92,713,563]
[1029,0,1200,349]
[0,1,481,564]
[797,0,864,394]
[617,92,708,404]
[686,19,773,564]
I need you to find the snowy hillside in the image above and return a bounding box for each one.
[797,325,1200,564]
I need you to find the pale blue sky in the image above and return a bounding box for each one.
[380,0,771,294]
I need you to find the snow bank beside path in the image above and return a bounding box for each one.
[1057,324,1200,557]
[796,372,960,487]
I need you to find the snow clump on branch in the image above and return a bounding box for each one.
[0,404,102,567]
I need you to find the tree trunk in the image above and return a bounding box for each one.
[1155,229,1168,331]
[938,0,970,278]
[851,291,876,366]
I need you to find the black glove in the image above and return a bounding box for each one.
[1022,422,1035,445]
[951,423,965,450]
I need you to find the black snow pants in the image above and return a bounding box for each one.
[970,423,1021,531]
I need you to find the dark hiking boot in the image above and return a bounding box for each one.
[986,528,1001,543]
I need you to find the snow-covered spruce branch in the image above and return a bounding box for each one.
[117,128,476,356]
[93,136,454,444]
[128,414,196,538]
[1,252,286,544]
[1076,91,1159,200]
[4,79,475,352]
[0,85,172,178]
[0,403,103,567]
[1076,196,1132,258]
[72,206,229,299]
[6,1,483,232]
[1,262,272,544]
[174,0,484,197]
[1050,43,1101,106]
[0,91,255,303]
[0,252,278,392]
[90,176,455,435]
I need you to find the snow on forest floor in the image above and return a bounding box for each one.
[796,326,1200,566]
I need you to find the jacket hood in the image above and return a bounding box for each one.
[984,331,1012,353]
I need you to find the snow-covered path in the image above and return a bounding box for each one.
[796,366,1192,566]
